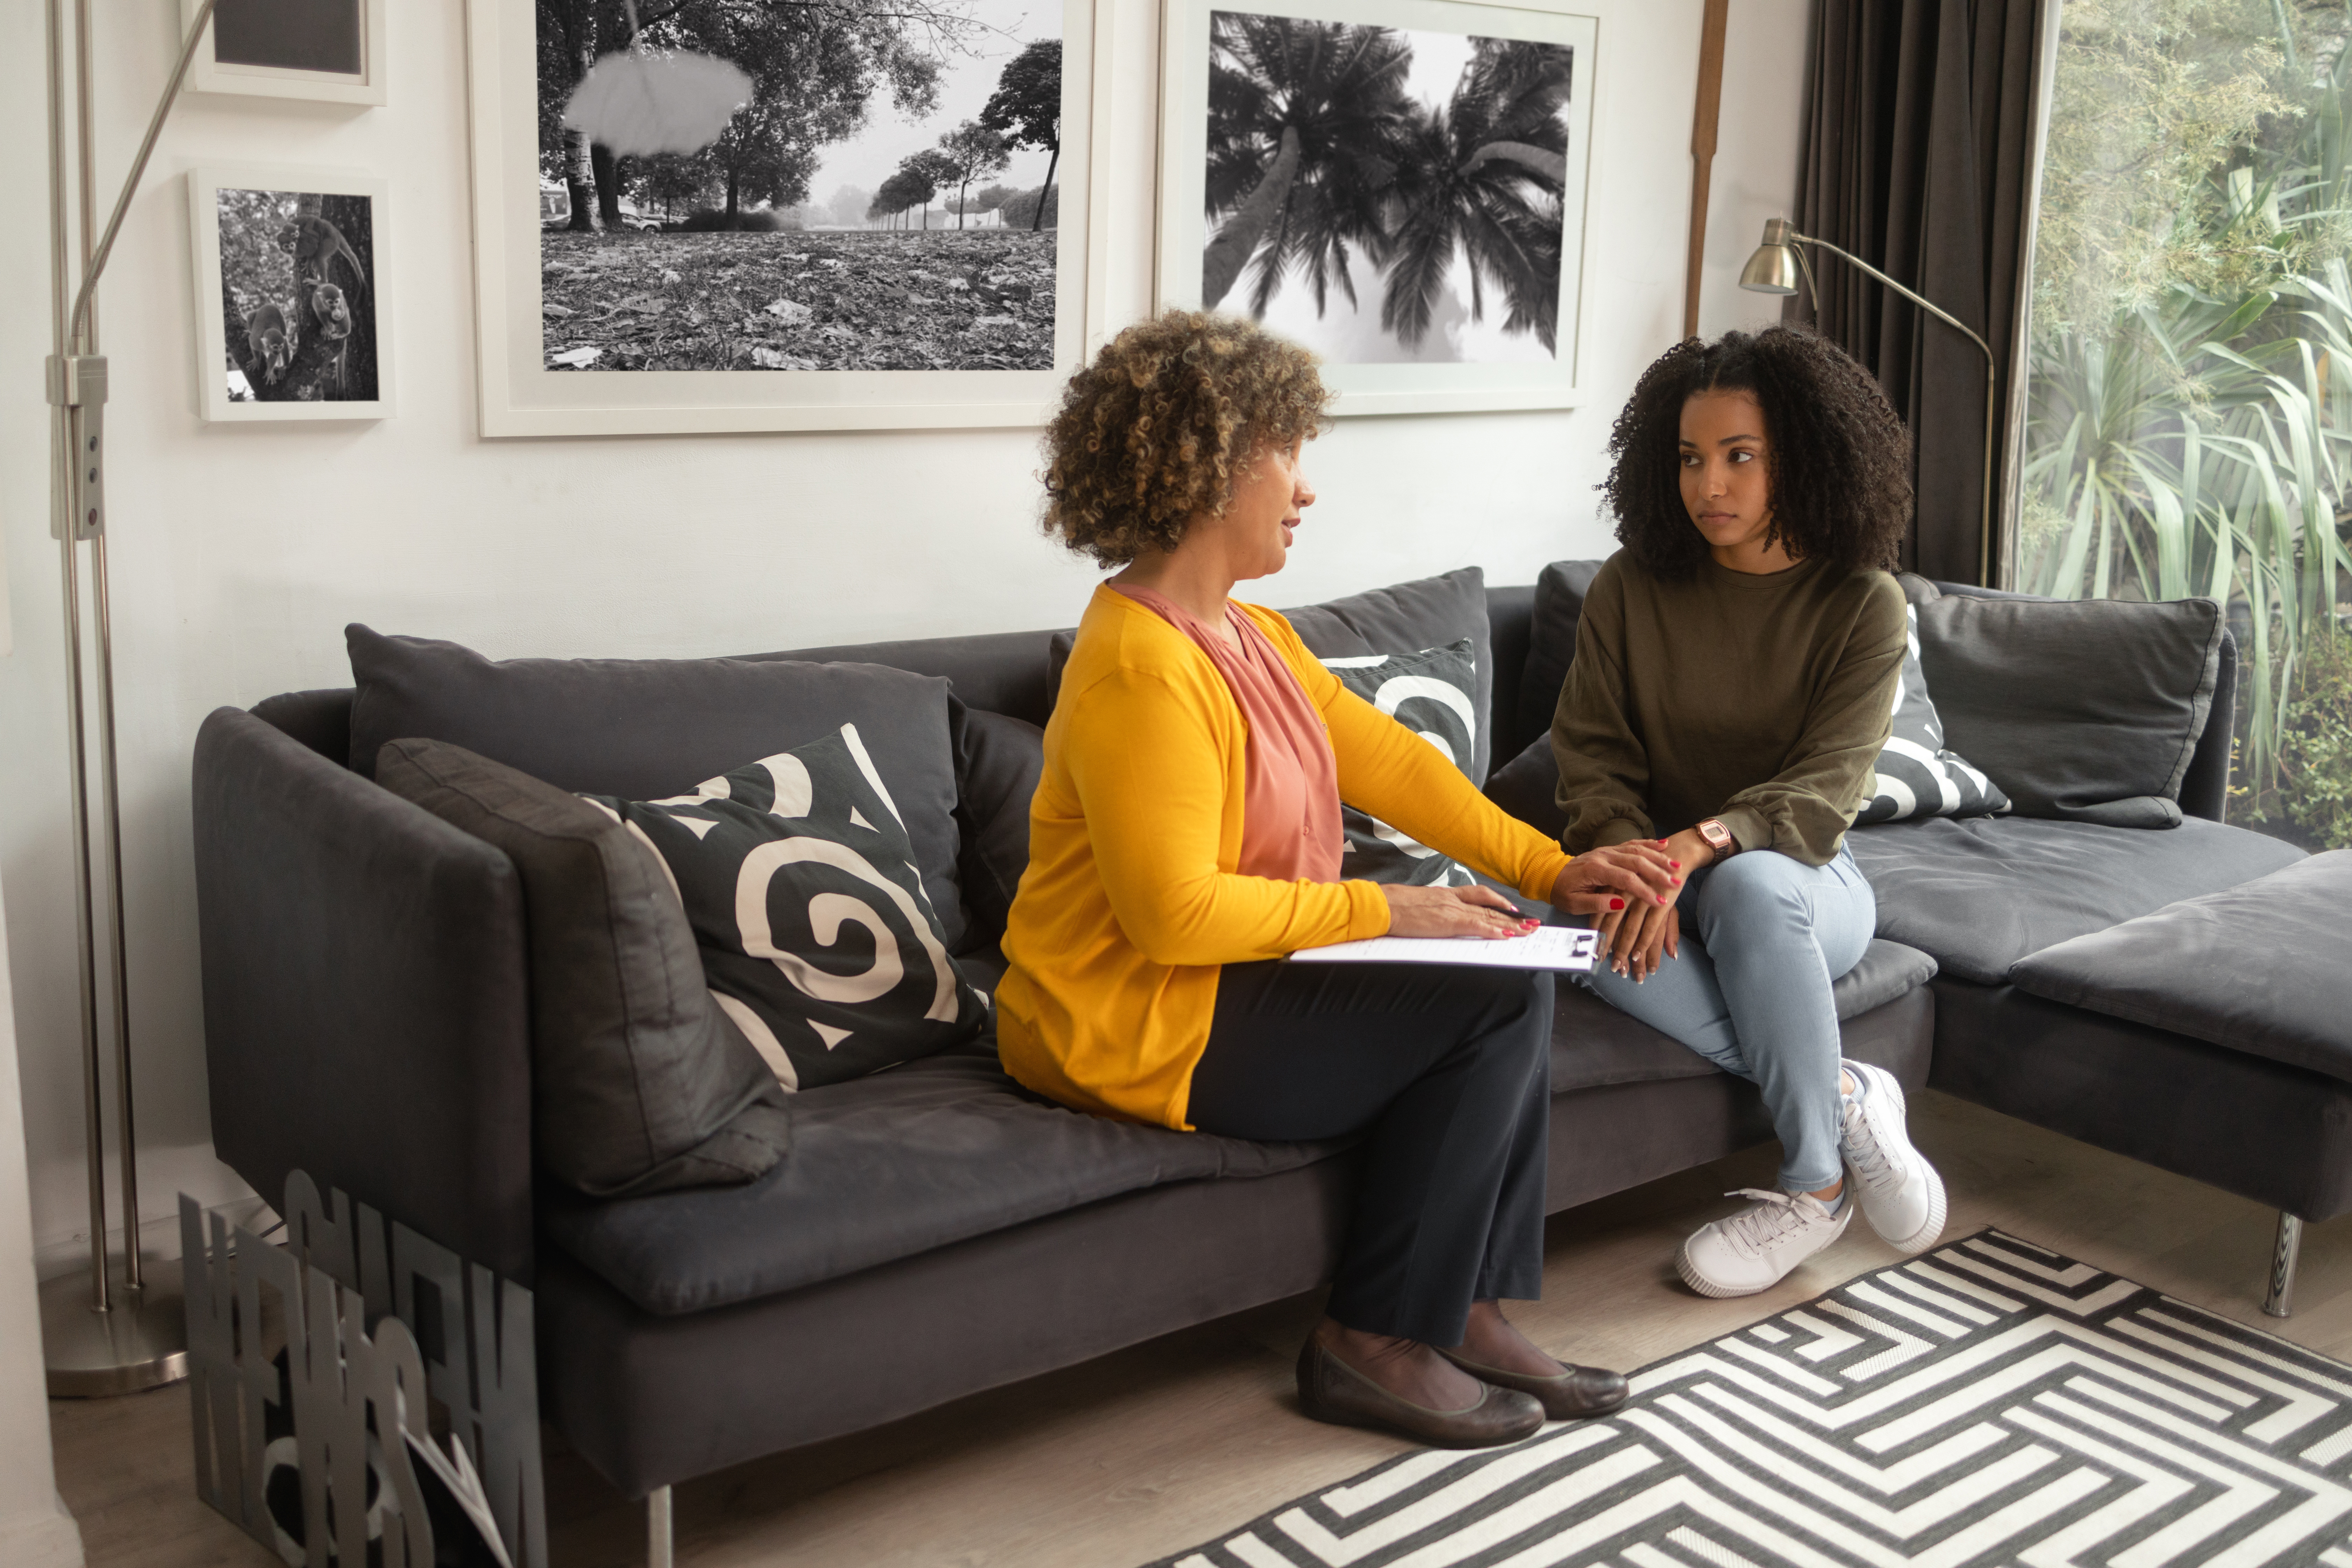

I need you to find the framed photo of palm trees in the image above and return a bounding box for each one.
[1159,0,1601,416]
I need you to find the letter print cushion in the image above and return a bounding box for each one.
[1318,639,1480,887]
[1853,604,2012,826]
[583,724,988,1091]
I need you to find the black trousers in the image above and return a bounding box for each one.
[1186,960,1554,1345]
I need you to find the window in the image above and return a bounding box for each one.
[2016,0,2352,850]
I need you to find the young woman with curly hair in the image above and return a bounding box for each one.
[997,310,1678,1448]
[1552,326,1946,1298]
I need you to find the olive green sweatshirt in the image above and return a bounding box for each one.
[1549,551,1907,867]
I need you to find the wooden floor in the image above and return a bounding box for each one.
[51,1091,2352,1568]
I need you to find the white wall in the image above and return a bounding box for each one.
[0,0,1805,1272]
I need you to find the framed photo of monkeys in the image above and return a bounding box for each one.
[187,166,395,422]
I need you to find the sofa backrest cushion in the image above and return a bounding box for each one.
[345,624,970,951]
[1516,559,1603,749]
[376,736,791,1199]
[1910,583,2225,828]
[953,708,1044,951]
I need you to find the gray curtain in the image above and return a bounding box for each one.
[1790,0,2039,585]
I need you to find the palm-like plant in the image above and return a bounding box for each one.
[1374,38,1572,351]
[1200,15,1413,314]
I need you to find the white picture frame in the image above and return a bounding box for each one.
[187,164,397,422]
[1157,0,1603,418]
[462,0,1113,438]
[182,0,387,107]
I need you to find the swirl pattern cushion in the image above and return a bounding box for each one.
[584,723,988,1092]
[1853,604,2012,827]
[1319,639,1481,887]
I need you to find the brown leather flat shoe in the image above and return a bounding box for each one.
[1295,1338,1544,1449]
[1436,1350,1630,1420]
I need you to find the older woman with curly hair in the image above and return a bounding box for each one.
[995,310,1677,1449]
[1553,326,1946,1300]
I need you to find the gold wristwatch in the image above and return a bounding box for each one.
[1696,818,1737,858]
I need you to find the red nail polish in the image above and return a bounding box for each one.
[1609,897,1625,910]
[1670,860,1681,869]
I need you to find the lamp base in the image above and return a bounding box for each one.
[40,1256,186,1398]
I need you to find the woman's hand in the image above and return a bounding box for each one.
[1380,882,1540,940]
[1555,839,1690,979]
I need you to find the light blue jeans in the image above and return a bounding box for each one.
[1573,843,1875,1193]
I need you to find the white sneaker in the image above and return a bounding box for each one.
[1676,1188,1853,1298]
[1839,1060,1947,1254]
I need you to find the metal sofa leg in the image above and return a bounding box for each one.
[2266,1211,2304,1318]
[649,1485,674,1568]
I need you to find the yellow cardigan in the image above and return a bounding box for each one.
[995,586,1576,1130]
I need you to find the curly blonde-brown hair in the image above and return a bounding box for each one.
[1041,310,1334,567]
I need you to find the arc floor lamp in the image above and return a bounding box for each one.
[1740,218,2000,588]
[40,0,222,1395]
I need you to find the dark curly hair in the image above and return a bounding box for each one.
[1041,310,1335,568]
[1598,327,1911,580]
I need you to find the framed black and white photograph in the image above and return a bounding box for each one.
[182,0,387,106]
[187,166,395,422]
[464,0,1110,436]
[1158,0,1601,416]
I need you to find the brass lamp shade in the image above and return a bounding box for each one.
[1739,218,1800,294]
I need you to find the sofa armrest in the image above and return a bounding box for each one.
[194,707,537,1280]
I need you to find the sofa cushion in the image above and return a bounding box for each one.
[1849,814,2305,985]
[1319,639,1481,886]
[951,708,1043,953]
[375,737,791,1198]
[1854,596,2011,826]
[1912,584,2224,828]
[2008,852,2352,1083]
[541,1044,1348,1316]
[1485,731,1568,840]
[584,725,990,1092]
[1045,569,1494,777]
[1516,560,1602,749]
[345,624,969,951]
[1548,939,1936,1092]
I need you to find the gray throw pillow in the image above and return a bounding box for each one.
[1320,639,1481,887]
[583,723,990,1092]
[1911,583,2225,828]
[1853,598,2011,826]
[345,624,969,950]
[375,736,790,1199]
[950,706,1043,954]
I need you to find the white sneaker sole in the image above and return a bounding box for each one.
[1674,1206,1854,1299]
[1847,1064,1947,1255]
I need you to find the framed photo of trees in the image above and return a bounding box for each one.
[187,166,395,421]
[464,0,1106,436]
[1158,0,1601,416]
[181,0,388,106]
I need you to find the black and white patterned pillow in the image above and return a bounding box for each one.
[583,723,988,1092]
[1853,605,2012,826]
[1321,639,1480,887]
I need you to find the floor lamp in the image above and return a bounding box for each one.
[1739,218,2000,588]
[38,0,220,1397]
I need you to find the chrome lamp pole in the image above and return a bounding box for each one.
[38,0,220,1398]
[1738,218,2001,588]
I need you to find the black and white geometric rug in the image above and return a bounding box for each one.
[1150,1231,2352,1567]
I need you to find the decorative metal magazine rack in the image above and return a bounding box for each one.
[180,1172,547,1568]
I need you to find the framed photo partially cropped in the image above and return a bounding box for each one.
[187,166,395,421]
[1158,0,1602,417]
[182,0,387,106]
[462,0,1113,437]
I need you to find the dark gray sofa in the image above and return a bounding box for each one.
[191,567,2309,1556]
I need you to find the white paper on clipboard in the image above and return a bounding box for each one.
[1288,925,1599,972]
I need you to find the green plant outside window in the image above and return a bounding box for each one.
[2019,0,2352,849]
